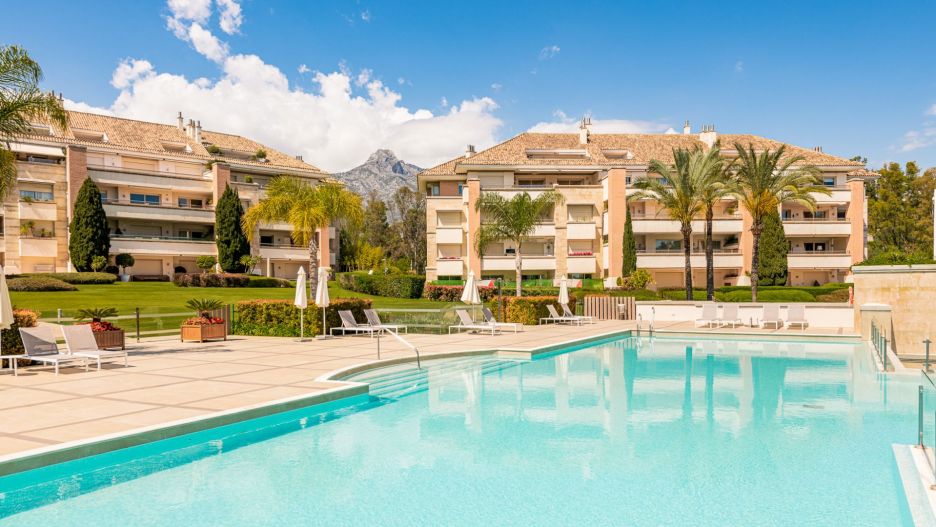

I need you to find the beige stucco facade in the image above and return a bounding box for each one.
[852,265,936,357]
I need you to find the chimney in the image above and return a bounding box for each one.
[699,124,718,148]
[295,155,303,161]
[579,116,592,145]
[195,120,202,143]
[813,146,823,153]
[465,144,476,159]
[683,120,691,135]
[177,112,184,130]
[186,119,195,138]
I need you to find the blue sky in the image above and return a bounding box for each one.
[2,0,935,171]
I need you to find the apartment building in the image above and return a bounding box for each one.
[5,110,334,278]
[418,120,877,287]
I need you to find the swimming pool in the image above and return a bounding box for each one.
[0,335,919,525]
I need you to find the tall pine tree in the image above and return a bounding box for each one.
[215,185,250,272]
[621,208,637,276]
[68,179,110,271]
[757,211,788,286]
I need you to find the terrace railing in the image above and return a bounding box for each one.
[870,319,891,371]
[919,371,936,481]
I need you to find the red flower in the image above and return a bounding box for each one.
[80,321,122,332]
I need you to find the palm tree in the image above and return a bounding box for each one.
[0,45,68,200]
[695,146,731,300]
[728,143,827,301]
[632,148,707,300]
[475,190,564,296]
[243,177,363,294]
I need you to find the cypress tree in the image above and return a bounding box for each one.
[757,211,788,286]
[621,208,637,276]
[215,185,250,272]
[68,179,110,271]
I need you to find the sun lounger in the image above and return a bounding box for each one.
[481,306,522,333]
[695,303,719,328]
[449,309,497,335]
[331,310,382,337]
[718,304,743,328]
[760,304,783,329]
[364,309,407,334]
[786,304,808,330]
[61,324,128,370]
[561,303,594,324]
[541,304,582,325]
[19,326,88,375]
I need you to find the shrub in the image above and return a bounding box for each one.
[247,276,292,288]
[1,309,39,355]
[174,273,250,287]
[91,256,108,272]
[660,288,709,301]
[130,274,170,282]
[815,288,850,303]
[233,298,372,337]
[68,178,110,271]
[186,298,225,318]
[604,289,660,301]
[720,289,816,303]
[423,284,498,302]
[105,265,119,276]
[76,307,118,322]
[618,269,654,290]
[504,296,576,325]
[337,272,425,299]
[115,253,134,273]
[24,272,117,284]
[196,255,218,273]
[8,277,77,291]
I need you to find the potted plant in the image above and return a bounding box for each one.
[75,307,125,349]
[180,298,226,342]
[115,253,134,282]
[196,255,217,274]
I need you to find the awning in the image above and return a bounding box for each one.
[7,142,66,158]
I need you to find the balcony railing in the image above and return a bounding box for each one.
[88,163,210,180]
[788,250,848,255]
[782,217,848,222]
[637,249,740,255]
[111,234,215,242]
[260,243,304,249]
[630,213,741,220]
[102,198,214,211]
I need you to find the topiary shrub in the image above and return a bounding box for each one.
[174,273,250,287]
[24,272,117,284]
[337,272,426,299]
[720,289,816,303]
[8,277,77,292]
[232,297,372,337]
[105,265,120,276]
[423,284,498,302]
[815,288,850,303]
[1,309,39,355]
[504,295,576,325]
[247,276,292,288]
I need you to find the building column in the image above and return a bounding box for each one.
[846,179,866,264]
[265,257,272,277]
[466,179,481,277]
[211,162,231,206]
[738,206,754,286]
[319,227,331,270]
[606,168,628,278]
[65,145,88,220]
[554,190,568,277]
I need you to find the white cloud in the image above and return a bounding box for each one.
[187,22,229,62]
[360,9,371,22]
[167,0,212,23]
[216,0,243,34]
[297,64,310,74]
[490,83,502,91]
[77,52,501,171]
[397,77,406,85]
[529,112,671,134]
[355,68,372,87]
[539,45,560,60]
[900,126,936,152]
[440,96,448,107]
[927,104,936,116]
[734,60,744,73]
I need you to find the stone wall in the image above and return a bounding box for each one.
[852,265,936,356]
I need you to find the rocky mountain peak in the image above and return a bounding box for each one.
[332,150,422,218]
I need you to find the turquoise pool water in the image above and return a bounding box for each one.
[0,336,918,525]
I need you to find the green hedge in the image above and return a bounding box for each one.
[504,296,576,325]
[232,298,372,337]
[1,309,39,355]
[337,272,425,299]
[19,272,116,284]
[657,284,852,302]
[719,289,816,302]
[247,276,293,288]
[174,273,250,287]
[8,277,77,292]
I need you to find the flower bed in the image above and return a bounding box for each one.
[181,317,226,342]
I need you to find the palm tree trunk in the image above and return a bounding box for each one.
[514,249,522,297]
[682,225,693,300]
[705,208,714,301]
[308,232,320,295]
[750,222,762,302]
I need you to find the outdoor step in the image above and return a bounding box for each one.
[369,359,520,399]
[349,356,485,386]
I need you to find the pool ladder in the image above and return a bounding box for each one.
[637,308,655,337]
[376,328,422,369]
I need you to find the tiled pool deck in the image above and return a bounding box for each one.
[0,321,857,462]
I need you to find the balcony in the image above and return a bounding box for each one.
[110,235,216,256]
[427,196,465,210]
[259,243,307,260]
[813,188,853,204]
[567,222,596,240]
[18,201,57,221]
[436,258,464,276]
[102,199,214,223]
[782,219,852,236]
[636,250,743,269]
[88,164,213,192]
[567,255,596,274]
[482,255,556,271]
[19,237,57,257]
[631,214,743,235]
[531,223,556,237]
[787,252,852,269]
[436,227,464,244]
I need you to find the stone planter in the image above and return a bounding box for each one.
[93,329,125,350]
[180,323,226,343]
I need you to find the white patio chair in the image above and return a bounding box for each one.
[364,309,407,334]
[481,306,522,333]
[718,304,743,328]
[449,309,497,335]
[786,304,808,330]
[695,303,719,328]
[62,324,128,370]
[760,304,783,329]
[561,303,594,324]
[541,305,581,325]
[330,310,382,337]
[19,326,88,375]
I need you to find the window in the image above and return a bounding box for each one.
[655,239,681,251]
[837,207,847,220]
[177,230,190,239]
[568,205,593,223]
[191,231,207,240]
[99,192,108,202]
[130,193,160,206]
[178,198,204,209]
[19,190,53,202]
[260,235,274,245]
[804,242,826,252]
[516,178,546,187]
[426,182,440,196]
[822,176,836,187]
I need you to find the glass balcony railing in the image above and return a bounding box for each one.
[102,198,214,211]
[111,234,215,242]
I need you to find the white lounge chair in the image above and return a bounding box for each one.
[331,310,382,337]
[718,304,743,328]
[62,324,129,370]
[541,305,582,325]
[19,326,88,375]
[481,306,522,333]
[561,303,594,324]
[695,303,719,328]
[364,309,407,334]
[449,309,497,335]
[786,304,808,330]
[760,304,783,329]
